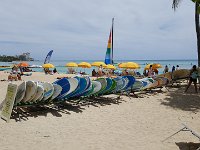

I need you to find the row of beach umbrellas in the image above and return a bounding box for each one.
[15,61,163,70]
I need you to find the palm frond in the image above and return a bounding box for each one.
[172,0,182,11]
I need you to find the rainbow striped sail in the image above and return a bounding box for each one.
[105,18,114,65]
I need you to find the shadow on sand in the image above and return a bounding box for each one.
[10,95,123,122]
[161,84,200,112]
[176,142,200,150]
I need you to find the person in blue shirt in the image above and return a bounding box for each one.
[185,65,199,93]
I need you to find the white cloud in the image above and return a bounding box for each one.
[0,0,197,60]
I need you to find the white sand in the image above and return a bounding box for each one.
[0,71,200,150]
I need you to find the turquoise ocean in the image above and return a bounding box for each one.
[0,59,197,75]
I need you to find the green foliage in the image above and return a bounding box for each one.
[0,55,20,62]
[192,0,200,3]
[191,0,200,14]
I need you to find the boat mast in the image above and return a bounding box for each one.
[112,18,114,64]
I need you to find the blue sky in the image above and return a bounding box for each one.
[0,0,197,60]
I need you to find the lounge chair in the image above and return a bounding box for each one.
[163,123,200,150]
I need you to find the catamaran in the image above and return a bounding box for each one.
[105,18,114,65]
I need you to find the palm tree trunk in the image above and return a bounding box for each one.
[195,2,200,66]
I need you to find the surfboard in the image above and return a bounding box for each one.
[113,77,126,92]
[172,69,190,80]
[95,78,107,95]
[60,77,79,100]
[155,77,169,87]
[28,82,38,102]
[32,83,44,102]
[121,77,129,91]
[82,84,94,97]
[42,82,54,101]
[1,83,18,122]
[68,77,88,98]
[55,77,79,100]
[54,78,71,99]
[131,80,144,91]
[139,78,152,90]
[90,81,102,95]
[22,81,37,102]
[106,79,117,94]
[50,84,62,101]
[101,78,113,94]
[37,91,44,102]
[122,75,135,90]
[157,72,172,82]
[15,81,26,104]
[75,77,91,97]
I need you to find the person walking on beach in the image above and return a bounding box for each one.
[164,65,169,73]
[172,66,175,72]
[185,65,199,93]
[176,65,179,70]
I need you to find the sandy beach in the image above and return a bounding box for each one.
[0,71,200,150]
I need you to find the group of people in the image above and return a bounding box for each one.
[163,65,179,73]
[143,65,159,77]
[92,65,114,77]
[8,65,22,81]
[163,64,200,93]
[44,68,59,75]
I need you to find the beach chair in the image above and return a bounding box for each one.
[163,123,200,150]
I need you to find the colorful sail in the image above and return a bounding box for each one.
[105,30,112,64]
[44,50,53,64]
[105,18,114,65]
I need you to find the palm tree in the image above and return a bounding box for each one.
[172,0,200,66]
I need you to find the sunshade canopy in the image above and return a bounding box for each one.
[42,63,55,68]
[78,62,91,68]
[65,62,78,67]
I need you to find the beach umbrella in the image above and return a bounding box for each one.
[42,63,55,68]
[145,63,162,70]
[78,62,91,68]
[18,62,29,67]
[91,62,106,67]
[105,64,116,70]
[65,62,78,67]
[118,62,140,69]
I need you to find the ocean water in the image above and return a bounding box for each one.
[0,59,197,75]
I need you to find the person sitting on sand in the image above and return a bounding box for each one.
[8,70,21,81]
[147,65,154,77]
[44,68,52,75]
[12,65,18,72]
[23,67,32,72]
[68,68,75,74]
[143,69,147,77]
[53,68,59,74]
[98,65,103,77]
[122,69,128,76]
[185,65,199,93]
[153,68,158,75]
[92,69,97,77]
